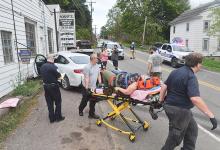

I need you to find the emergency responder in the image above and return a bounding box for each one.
[147,47,163,78]
[111,45,119,70]
[40,55,65,123]
[78,53,102,119]
[159,52,217,150]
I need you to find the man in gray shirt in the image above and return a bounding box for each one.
[79,53,102,119]
[147,47,163,78]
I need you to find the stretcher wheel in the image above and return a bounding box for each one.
[96,120,102,127]
[143,121,150,131]
[129,133,136,142]
[151,113,158,120]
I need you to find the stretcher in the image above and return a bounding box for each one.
[91,86,161,142]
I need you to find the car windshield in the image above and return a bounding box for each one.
[107,44,121,49]
[69,56,90,64]
[173,45,192,52]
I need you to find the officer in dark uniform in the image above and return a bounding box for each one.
[40,55,65,123]
[159,52,217,150]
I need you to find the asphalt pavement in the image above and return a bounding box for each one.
[3,49,220,150]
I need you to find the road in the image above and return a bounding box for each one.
[3,49,220,150]
[106,49,220,150]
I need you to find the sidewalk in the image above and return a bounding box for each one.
[3,88,115,150]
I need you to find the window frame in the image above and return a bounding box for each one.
[203,20,210,32]
[173,26,175,34]
[202,38,209,51]
[186,23,189,32]
[25,21,36,55]
[47,28,53,53]
[1,31,14,64]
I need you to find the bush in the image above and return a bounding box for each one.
[203,57,220,72]
[12,80,41,97]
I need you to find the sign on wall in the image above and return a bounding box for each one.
[19,49,31,64]
[59,13,76,48]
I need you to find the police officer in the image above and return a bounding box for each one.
[111,45,119,70]
[159,52,217,150]
[40,55,65,123]
[79,53,102,119]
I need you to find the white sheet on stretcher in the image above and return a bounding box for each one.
[94,86,161,101]
[130,86,161,101]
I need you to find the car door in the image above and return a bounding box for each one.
[34,54,47,76]
[166,45,173,62]
[160,44,168,61]
[54,55,70,75]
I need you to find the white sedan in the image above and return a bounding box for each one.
[54,52,90,89]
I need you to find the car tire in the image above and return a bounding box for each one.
[61,76,71,90]
[171,58,178,68]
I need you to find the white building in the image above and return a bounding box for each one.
[170,0,220,56]
[0,0,60,98]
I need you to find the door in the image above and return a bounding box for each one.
[166,45,173,62]
[34,54,47,76]
[160,44,168,61]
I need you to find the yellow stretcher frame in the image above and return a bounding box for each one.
[92,93,150,142]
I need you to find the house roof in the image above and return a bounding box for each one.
[169,0,220,25]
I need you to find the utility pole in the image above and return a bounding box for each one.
[142,16,147,46]
[54,9,59,52]
[94,25,97,43]
[87,1,96,43]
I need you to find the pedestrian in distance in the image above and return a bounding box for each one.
[159,52,217,150]
[147,46,163,78]
[100,47,108,69]
[111,45,119,70]
[79,53,102,119]
[130,41,135,59]
[40,54,65,123]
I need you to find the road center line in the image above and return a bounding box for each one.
[122,52,220,142]
[124,52,220,92]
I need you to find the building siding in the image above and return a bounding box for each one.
[170,8,220,56]
[0,0,60,98]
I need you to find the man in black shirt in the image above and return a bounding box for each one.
[159,52,217,150]
[40,55,65,123]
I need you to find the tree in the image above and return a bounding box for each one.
[209,7,220,37]
[104,0,190,45]
[43,0,91,40]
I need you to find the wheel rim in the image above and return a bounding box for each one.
[62,78,67,88]
[171,59,177,67]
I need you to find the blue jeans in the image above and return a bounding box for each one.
[162,104,198,150]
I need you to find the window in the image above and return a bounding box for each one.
[1,31,13,64]
[47,29,53,53]
[186,23,189,31]
[25,22,36,55]
[173,26,175,34]
[166,45,172,52]
[185,39,189,47]
[161,45,167,50]
[70,56,90,64]
[218,39,220,51]
[203,38,209,51]
[56,55,69,64]
[203,21,210,31]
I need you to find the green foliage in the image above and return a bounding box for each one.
[12,80,41,97]
[43,0,91,40]
[203,57,220,72]
[104,0,190,45]
[209,7,220,36]
[0,96,38,147]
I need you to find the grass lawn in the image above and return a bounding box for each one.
[203,57,220,72]
[0,80,41,148]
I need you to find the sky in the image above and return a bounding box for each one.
[88,0,214,34]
